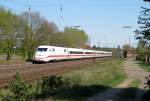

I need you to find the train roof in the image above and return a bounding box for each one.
[37,45,112,53]
[38,45,66,48]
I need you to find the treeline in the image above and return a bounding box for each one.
[135,7,150,63]
[135,7,150,101]
[0,7,88,60]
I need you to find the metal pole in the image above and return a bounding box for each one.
[28,5,32,60]
[129,36,130,48]
[89,36,91,49]
[13,33,16,60]
[14,34,15,60]
[123,26,133,48]
[13,47,16,60]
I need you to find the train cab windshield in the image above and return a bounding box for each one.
[37,48,48,52]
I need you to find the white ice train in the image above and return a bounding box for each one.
[34,45,112,62]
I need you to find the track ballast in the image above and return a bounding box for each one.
[0,57,111,88]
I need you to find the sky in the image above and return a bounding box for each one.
[0,0,150,48]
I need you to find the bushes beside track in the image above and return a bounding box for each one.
[1,73,68,101]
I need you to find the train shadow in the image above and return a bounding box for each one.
[30,59,78,64]
[51,84,147,101]
[29,57,108,64]
[28,58,84,64]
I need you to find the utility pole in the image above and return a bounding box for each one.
[88,36,91,49]
[60,3,63,19]
[13,32,16,60]
[123,26,132,48]
[28,5,32,34]
[129,36,130,48]
[28,5,32,60]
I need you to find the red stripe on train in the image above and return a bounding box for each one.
[45,54,96,58]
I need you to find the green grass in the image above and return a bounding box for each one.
[0,89,11,101]
[50,58,126,101]
[0,58,126,101]
[0,60,15,65]
[116,79,141,101]
[63,58,126,86]
[129,79,141,87]
[137,61,150,72]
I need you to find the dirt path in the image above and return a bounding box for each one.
[124,58,149,101]
[123,58,149,87]
[87,58,149,101]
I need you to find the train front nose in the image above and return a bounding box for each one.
[35,53,50,62]
[35,53,45,61]
[35,48,50,60]
[35,47,48,62]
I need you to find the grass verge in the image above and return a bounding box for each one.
[51,58,126,101]
[137,61,150,72]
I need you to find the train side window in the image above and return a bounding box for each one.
[64,49,66,52]
[52,48,55,52]
[70,51,83,54]
[49,49,51,52]
[37,48,47,52]
[85,52,92,54]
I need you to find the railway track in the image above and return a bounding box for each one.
[0,57,111,88]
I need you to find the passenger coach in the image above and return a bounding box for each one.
[34,45,112,62]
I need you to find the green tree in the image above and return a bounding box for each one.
[122,44,130,51]
[0,7,89,61]
[20,12,59,60]
[64,27,88,48]
[136,40,146,61]
[135,7,150,63]
[0,7,20,60]
[20,12,42,60]
[36,19,59,45]
[144,0,150,2]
